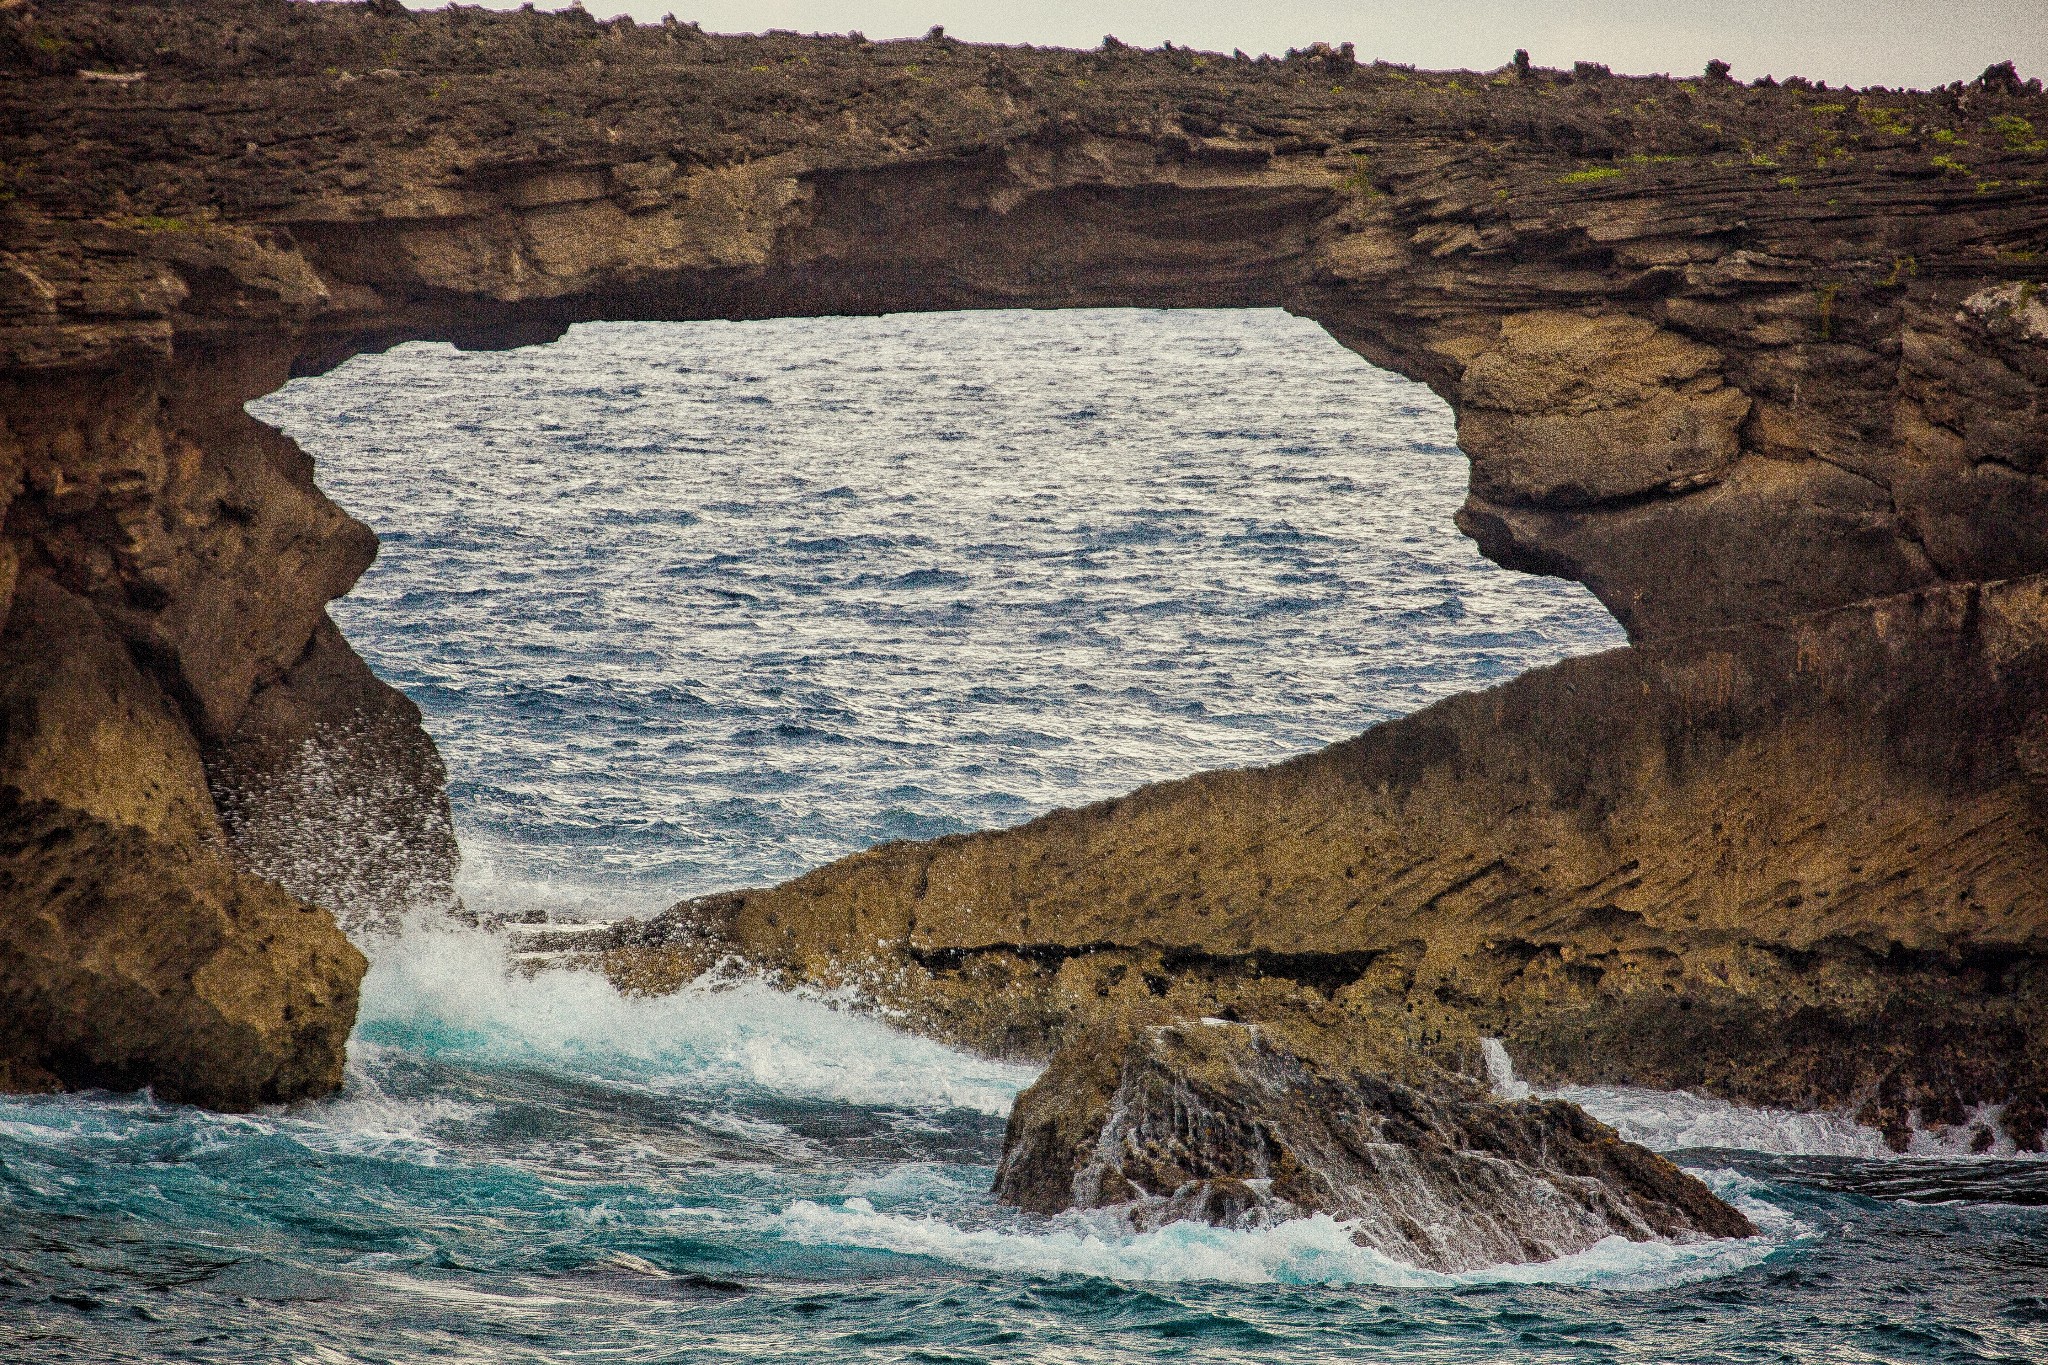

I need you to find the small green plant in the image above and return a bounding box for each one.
[1978,179,2006,194]
[1858,103,1912,136]
[1557,166,1626,184]
[1777,174,1801,187]
[1882,255,1918,286]
[1999,248,2041,263]
[1990,115,2048,154]
[1810,102,1848,116]
[1933,127,1964,145]
[1337,154,1379,196]
[1931,154,1970,176]
[1748,152,1780,169]
[1814,281,1842,339]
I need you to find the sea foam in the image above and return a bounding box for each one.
[776,1170,1795,1289]
[1486,1037,2040,1159]
[353,914,1038,1117]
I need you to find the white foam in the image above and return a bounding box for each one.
[278,1043,486,1161]
[452,846,669,925]
[1482,1038,2032,1159]
[776,1178,1793,1289]
[352,914,1038,1116]
[1481,1037,1531,1100]
[1556,1084,1898,1158]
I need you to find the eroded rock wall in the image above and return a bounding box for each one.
[3,1,2044,640]
[0,573,365,1104]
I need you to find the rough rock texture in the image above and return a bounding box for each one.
[2,0,2046,1121]
[603,574,2048,1150]
[997,1018,1754,1272]
[0,575,222,852]
[4,2,2045,640]
[0,562,366,1104]
[0,789,365,1108]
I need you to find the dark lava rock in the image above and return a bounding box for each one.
[995,1018,1755,1274]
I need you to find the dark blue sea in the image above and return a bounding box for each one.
[3,310,2043,1362]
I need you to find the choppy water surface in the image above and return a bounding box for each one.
[3,311,2042,1362]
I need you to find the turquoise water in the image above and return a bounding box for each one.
[3,311,2042,1362]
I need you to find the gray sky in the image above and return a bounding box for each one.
[442,1,2046,90]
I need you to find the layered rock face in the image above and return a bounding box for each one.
[604,575,2048,1149]
[6,1,2046,639]
[997,1018,1753,1272]
[1,0,2044,1147]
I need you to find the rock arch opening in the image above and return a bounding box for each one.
[249,307,1624,917]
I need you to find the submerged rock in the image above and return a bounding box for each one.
[996,1018,1754,1274]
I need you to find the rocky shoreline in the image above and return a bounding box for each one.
[585,573,2048,1154]
[2,0,2045,1261]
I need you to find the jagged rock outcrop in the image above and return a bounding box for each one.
[1,0,2044,1126]
[0,571,364,1104]
[603,574,2048,1149]
[0,787,364,1107]
[997,1017,1753,1271]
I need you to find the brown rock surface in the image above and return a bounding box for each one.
[0,575,221,850]
[997,1017,1754,1272]
[3,2,2045,643]
[0,570,368,1104]
[0,789,364,1108]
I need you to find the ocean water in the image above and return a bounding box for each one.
[3,310,2044,1362]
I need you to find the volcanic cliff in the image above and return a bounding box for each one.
[2,0,2045,1169]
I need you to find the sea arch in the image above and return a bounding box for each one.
[2,1,2045,1104]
